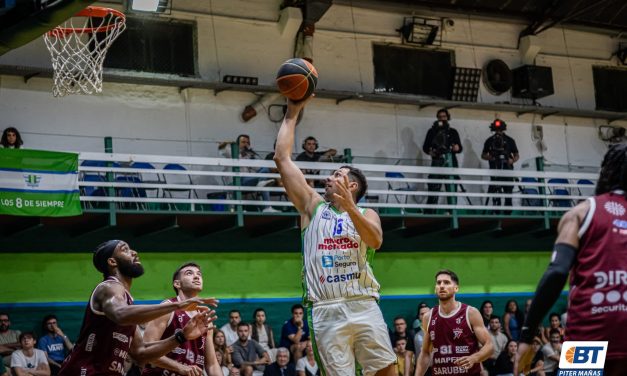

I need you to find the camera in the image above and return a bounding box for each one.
[431,124,451,157]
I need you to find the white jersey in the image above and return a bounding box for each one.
[302,201,381,304]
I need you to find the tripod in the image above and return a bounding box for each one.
[483,157,515,213]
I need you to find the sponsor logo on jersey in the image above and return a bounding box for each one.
[112,332,129,343]
[604,201,626,216]
[321,254,357,268]
[85,333,96,352]
[321,255,333,268]
[320,272,361,284]
[317,237,359,251]
[557,341,607,376]
[455,346,469,354]
[590,270,627,315]
[321,210,331,219]
[455,317,462,324]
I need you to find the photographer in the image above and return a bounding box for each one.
[422,109,463,212]
[481,119,519,211]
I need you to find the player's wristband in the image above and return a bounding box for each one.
[174,329,187,344]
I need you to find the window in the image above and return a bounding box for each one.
[593,66,627,112]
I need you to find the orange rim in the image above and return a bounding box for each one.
[47,6,125,37]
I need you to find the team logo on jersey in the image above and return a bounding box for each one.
[321,210,332,219]
[604,201,626,216]
[558,341,607,376]
[453,328,463,339]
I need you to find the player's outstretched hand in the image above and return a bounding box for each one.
[333,174,355,208]
[178,297,219,311]
[514,342,533,375]
[286,94,315,120]
[453,354,478,371]
[182,310,218,340]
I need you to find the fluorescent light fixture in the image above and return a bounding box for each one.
[128,0,170,13]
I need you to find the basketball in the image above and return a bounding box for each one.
[276,58,318,101]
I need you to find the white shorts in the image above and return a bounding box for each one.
[309,297,396,376]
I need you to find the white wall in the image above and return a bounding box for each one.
[0,1,624,172]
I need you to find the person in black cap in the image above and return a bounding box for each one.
[58,240,219,376]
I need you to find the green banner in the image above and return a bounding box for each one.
[0,149,81,217]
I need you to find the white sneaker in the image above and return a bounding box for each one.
[257,179,274,187]
[262,207,280,213]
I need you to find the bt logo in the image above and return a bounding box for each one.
[559,341,608,370]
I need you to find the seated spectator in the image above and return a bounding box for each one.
[216,350,240,376]
[412,305,430,358]
[389,316,415,353]
[214,330,235,371]
[252,308,277,361]
[279,305,309,363]
[483,315,508,376]
[493,340,517,376]
[542,313,565,343]
[1,127,23,149]
[263,348,295,376]
[11,332,50,376]
[393,337,414,376]
[295,136,337,188]
[232,322,270,376]
[528,337,546,376]
[221,310,244,346]
[37,315,73,375]
[479,300,494,328]
[541,329,562,376]
[411,302,429,331]
[295,342,319,376]
[0,312,21,368]
[0,356,6,376]
[219,135,279,212]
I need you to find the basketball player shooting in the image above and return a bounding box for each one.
[273,97,397,376]
[414,270,493,376]
[515,143,627,376]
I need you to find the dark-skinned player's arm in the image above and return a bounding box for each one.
[332,174,383,249]
[514,200,588,375]
[273,96,323,223]
[97,282,217,326]
[414,312,433,376]
[130,310,216,363]
[454,307,493,369]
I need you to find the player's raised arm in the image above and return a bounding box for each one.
[273,97,322,217]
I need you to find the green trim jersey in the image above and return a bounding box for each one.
[302,201,380,304]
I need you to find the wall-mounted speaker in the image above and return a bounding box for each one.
[512,65,554,100]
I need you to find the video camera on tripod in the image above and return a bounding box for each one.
[430,120,452,158]
[489,119,509,169]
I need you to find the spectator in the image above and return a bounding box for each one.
[541,329,562,376]
[0,127,23,149]
[221,310,243,346]
[252,308,277,361]
[0,312,21,367]
[481,119,519,213]
[232,322,270,376]
[37,315,73,375]
[295,342,319,376]
[263,348,295,376]
[214,330,235,374]
[0,356,6,376]
[279,305,309,363]
[411,302,429,331]
[389,316,415,353]
[295,136,337,188]
[542,313,564,343]
[479,300,494,328]
[10,332,50,376]
[216,350,240,376]
[493,340,517,376]
[528,337,546,376]
[412,305,430,356]
[503,299,523,341]
[483,315,509,376]
[422,109,462,212]
[219,134,279,213]
[393,337,414,376]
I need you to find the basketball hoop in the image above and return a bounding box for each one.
[44,6,126,97]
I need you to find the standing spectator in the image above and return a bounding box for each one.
[412,305,430,357]
[541,329,561,376]
[37,315,73,375]
[252,308,276,361]
[263,348,295,376]
[0,312,21,368]
[542,313,565,343]
[422,109,463,212]
[479,300,494,328]
[232,323,270,376]
[502,299,523,341]
[10,332,50,376]
[493,340,517,376]
[0,127,23,149]
[279,305,309,363]
[295,136,337,188]
[483,315,509,376]
[295,342,319,376]
[393,338,414,376]
[481,119,519,212]
[389,317,415,353]
[221,310,244,346]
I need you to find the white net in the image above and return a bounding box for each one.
[44,7,126,97]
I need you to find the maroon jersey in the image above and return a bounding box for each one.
[428,303,481,376]
[58,277,136,376]
[142,297,206,376]
[566,191,627,360]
